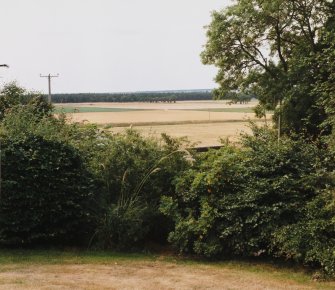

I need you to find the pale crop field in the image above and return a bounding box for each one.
[56,100,271,146]
[111,122,256,147]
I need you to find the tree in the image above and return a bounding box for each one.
[313,1,335,143]
[201,0,332,137]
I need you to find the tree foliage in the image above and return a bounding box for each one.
[51,91,212,103]
[202,0,332,136]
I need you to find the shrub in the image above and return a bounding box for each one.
[161,127,335,276]
[272,191,335,278]
[160,146,250,257]
[91,130,191,249]
[0,82,52,121]
[0,134,100,246]
[91,197,149,250]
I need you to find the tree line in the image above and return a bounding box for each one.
[50,91,213,103]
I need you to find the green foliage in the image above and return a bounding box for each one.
[90,130,192,249]
[0,95,103,247]
[51,91,212,103]
[0,82,52,121]
[161,126,335,276]
[0,82,25,119]
[0,98,191,250]
[272,191,335,278]
[0,134,99,246]
[0,97,107,167]
[92,197,149,250]
[160,146,249,256]
[202,0,331,137]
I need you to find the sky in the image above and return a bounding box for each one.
[1,0,232,93]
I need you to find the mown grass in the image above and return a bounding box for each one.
[0,250,154,265]
[0,250,334,289]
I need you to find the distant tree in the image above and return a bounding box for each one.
[50,91,213,103]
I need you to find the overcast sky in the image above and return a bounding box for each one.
[1,0,232,93]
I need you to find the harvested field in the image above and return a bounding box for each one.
[111,122,258,147]
[58,101,271,146]
[55,100,258,111]
[69,110,258,125]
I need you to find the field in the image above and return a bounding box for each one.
[56,100,270,146]
[0,251,334,290]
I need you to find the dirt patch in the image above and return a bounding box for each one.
[0,261,324,290]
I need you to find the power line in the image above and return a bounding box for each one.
[40,73,59,103]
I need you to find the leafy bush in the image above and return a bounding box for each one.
[0,82,52,121]
[272,191,335,278]
[160,146,248,256]
[0,134,100,246]
[161,126,335,276]
[240,128,333,253]
[91,130,191,249]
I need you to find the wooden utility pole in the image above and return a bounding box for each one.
[40,73,59,103]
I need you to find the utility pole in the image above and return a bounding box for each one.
[40,73,59,103]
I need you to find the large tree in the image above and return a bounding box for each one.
[202,0,332,137]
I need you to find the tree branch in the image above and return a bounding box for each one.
[236,37,275,77]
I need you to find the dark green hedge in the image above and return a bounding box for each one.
[0,134,100,246]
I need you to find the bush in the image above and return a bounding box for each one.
[0,134,100,246]
[272,191,335,278]
[92,198,149,250]
[160,127,335,276]
[160,146,250,257]
[91,130,191,249]
[0,82,52,121]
